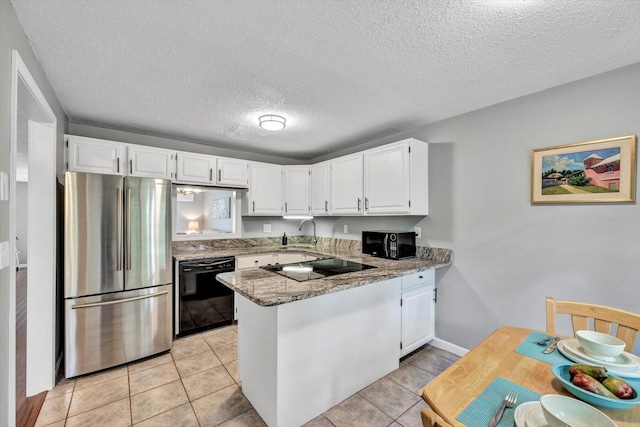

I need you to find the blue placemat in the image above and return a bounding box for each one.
[457,377,541,427]
[514,330,573,365]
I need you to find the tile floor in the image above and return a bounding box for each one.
[35,325,459,427]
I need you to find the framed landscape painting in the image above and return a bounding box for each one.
[531,135,637,204]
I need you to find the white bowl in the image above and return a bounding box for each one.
[540,394,616,427]
[576,330,626,359]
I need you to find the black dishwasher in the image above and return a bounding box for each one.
[178,257,235,337]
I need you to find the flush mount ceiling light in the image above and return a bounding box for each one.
[259,114,286,131]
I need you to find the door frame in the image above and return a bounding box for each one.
[9,49,57,423]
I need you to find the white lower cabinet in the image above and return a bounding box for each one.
[400,270,435,357]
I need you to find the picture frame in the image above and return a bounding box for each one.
[531,135,637,204]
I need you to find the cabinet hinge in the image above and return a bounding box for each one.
[308,170,311,175]
[65,140,68,148]
[66,161,68,170]
[408,146,411,153]
[408,200,411,207]
[400,342,403,350]
[400,298,403,307]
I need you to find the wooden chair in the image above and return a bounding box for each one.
[546,296,640,353]
[420,407,454,427]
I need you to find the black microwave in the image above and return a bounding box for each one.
[362,231,416,260]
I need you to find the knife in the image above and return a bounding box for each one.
[543,337,560,354]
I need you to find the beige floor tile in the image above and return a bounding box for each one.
[202,327,237,349]
[174,349,221,378]
[217,409,267,426]
[324,394,393,427]
[67,376,129,417]
[129,361,180,396]
[409,350,456,376]
[38,421,65,427]
[74,366,128,390]
[301,414,335,427]
[65,397,131,427]
[224,360,240,384]
[128,352,173,375]
[385,363,436,394]
[358,377,420,419]
[34,392,72,427]
[182,365,235,401]
[191,384,252,426]
[133,403,199,427]
[213,342,238,364]
[171,334,212,360]
[395,400,429,427]
[46,378,75,400]
[130,380,189,424]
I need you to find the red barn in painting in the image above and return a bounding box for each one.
[583,153,621,190]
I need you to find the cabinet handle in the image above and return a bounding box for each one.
[209,168,213,181]
[285,202,288,212]
[365,197,369,211]
[116,157,120,173]
[218,169,221,182]
[129,159,133,174]
[325,200,328,212]
[419,275,423,279]
[357,198,361,211]
[252,201,255,212]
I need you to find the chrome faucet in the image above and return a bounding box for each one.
[298,219,317,245]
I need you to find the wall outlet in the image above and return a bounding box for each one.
[263,224,271,233]
[414,227,422,239]
[343,225,348,234]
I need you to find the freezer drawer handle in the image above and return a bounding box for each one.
[126,188,132,270]
[71,290,169,309]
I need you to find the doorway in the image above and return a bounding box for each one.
[9,50,57,426]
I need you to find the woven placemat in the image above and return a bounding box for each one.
[456,377,541,427]
[514,330,573,365]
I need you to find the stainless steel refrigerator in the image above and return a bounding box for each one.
[64,171,173,378]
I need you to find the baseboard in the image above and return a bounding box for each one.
[430,337,469,357]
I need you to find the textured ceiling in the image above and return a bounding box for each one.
[10,0,640,160]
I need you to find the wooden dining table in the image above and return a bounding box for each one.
[418,326,640,426]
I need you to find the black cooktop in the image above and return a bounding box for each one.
[260,257,377,282]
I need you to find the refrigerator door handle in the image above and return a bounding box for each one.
[71,290,169,309]
[116,187,122,271]
[126,188,132,270]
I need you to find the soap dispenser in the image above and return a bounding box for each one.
[282,232,288,246]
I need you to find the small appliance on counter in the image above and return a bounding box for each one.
[362,230,416,259]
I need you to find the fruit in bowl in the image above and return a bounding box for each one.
[576,330,626,359]
[570,363,634,399]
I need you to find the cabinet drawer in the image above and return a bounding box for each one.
[401,269,435,290]
[236,254,275,270]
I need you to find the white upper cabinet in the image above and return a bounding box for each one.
[127,145,174,179]
[284,166,310,215]
[310,162,330,216]
[66,135,124,175]
[364,141,411,214]
[216,157,249,188]
[243,162,283,216]
[363,138,429,216]
[175,152,216,184]
[330,153,364,215]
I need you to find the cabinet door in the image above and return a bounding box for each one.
[364,142,411,214]
[127,145,174,179]
[311,162,330,215]
[401,284,435,356]
[67,135,124,175]
[175,152,216,184]
[330,154,363,215]
[284,167,310,215]
[247,163,283,215]
[217,157,249,187]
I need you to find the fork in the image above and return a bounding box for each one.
[488,390,517,427]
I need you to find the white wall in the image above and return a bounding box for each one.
[318,62,640,354]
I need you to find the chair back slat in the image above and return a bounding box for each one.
[546,297,640,353]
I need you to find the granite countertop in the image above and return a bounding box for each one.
[171,236,452,307]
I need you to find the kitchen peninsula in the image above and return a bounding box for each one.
[175,238,451,427]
